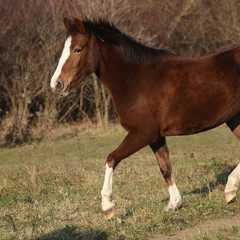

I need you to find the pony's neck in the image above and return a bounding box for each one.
[97,44,132,97]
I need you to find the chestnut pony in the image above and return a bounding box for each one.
[51,18,240,219]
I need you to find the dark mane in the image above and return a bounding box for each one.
[68,19,175,64]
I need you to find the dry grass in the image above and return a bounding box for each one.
[0,124,240,239]
[192,226,240,240]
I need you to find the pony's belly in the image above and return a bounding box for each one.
[161,124,220,136]
[160,107,238,136]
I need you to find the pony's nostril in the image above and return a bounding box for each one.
[56,80,63,91]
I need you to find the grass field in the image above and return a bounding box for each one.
[192,226,240,240]
[0,124,240,239]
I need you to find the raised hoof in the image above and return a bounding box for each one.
[225,191,237,204]
[103,207,115,220]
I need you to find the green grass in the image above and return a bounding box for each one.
[192,226,240,240]
[0,124,240,239]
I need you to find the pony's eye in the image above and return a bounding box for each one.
[74,48,82,53]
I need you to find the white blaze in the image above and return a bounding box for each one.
[50,36,72,89]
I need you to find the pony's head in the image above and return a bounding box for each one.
[50,18,99,96]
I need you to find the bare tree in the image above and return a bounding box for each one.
[1,0,240,145]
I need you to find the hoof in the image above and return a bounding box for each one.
[225,191,237,204]
[103,207,115,220]
[165,201,182,212]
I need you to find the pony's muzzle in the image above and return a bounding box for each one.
[55,80,64,91]
[51,80,70,97]
[51,80,64,94]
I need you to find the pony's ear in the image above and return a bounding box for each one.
[74,18,85,33]
[64,17,71,30]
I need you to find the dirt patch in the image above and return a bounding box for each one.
[151,214,240,240]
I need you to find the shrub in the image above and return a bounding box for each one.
[1,0,240,146]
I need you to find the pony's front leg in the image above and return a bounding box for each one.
[101,164,115,219]
[225,163,240,203]
[101,130,154,219]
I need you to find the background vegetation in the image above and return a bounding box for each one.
[1,0,240,146]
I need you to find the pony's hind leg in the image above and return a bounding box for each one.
[226,114,240,203]
[150,136,182,211]
[225,163,240,203]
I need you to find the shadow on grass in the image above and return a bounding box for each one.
[36,225,108,240]
[185,165,237,197]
